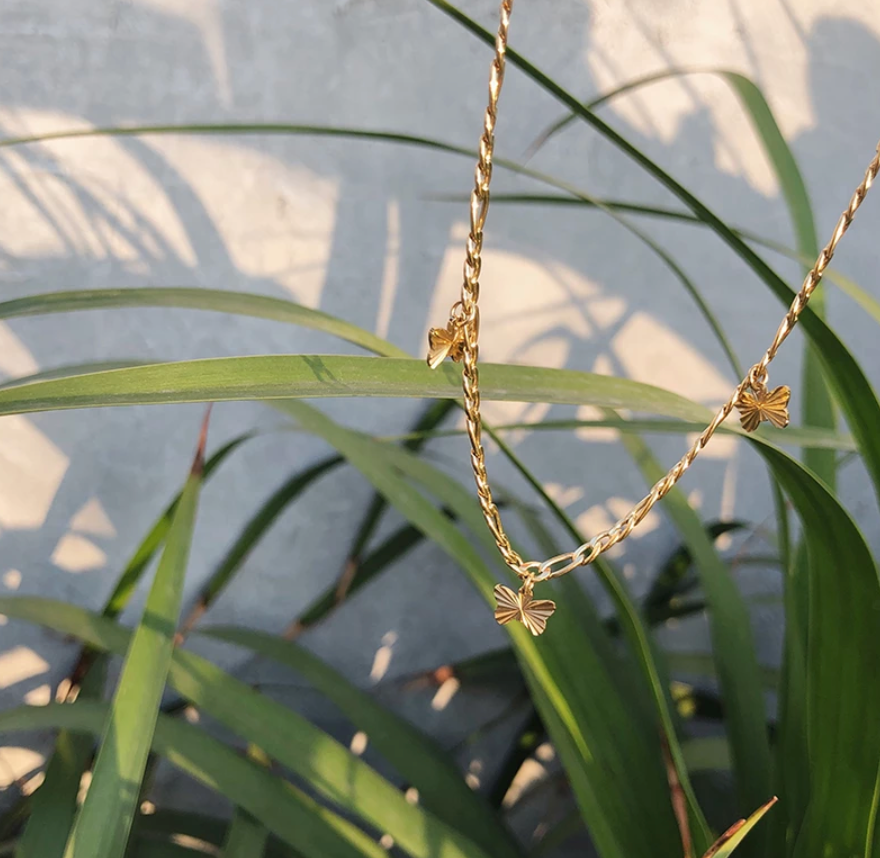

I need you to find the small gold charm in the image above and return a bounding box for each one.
[426,322,465,370]
[735,384,791,433]
[494,583,557,636]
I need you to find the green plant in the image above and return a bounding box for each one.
[0,4,878,858]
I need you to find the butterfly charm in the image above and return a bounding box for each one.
[426,322,465,370]
[494,584,557,636]
[735,385,791,433]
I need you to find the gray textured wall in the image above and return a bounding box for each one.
[1,0,879,835]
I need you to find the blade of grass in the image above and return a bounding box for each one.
[450,191,880,327]
[60,414,210,858]
[0,354,731,419]
[0,288,406,359]
[0,599,504,858]
[197,625,522,858]
[0,702,384,858]
[617,429,772,831]
[703,798,778,858]
[3,435,250,857]
[749,444,880,857]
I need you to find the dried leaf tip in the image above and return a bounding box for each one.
[191,404,213,477]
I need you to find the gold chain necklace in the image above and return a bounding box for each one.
[427,0,880,635]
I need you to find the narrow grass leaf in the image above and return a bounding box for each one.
[0,354,721,419]
[751,445,880,858]
[618,430,772,826]
[60,419,209,858]
[18,433,253,858]
[702,798,779,858]
[0,288,406,359]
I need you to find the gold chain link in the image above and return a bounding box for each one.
[428,0,880,596]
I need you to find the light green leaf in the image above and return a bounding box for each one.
[61,427,207,858]
[703,798,779,858]
[751,445,880,857]
[0,288,405,359]
[0,354,722,419]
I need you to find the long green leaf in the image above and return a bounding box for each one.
[456,191,880,328]
[386,416,854,453]
[12,434,249,858]
[423,0,880,515]
[0,703,383,858]
[197,625,521,858]
[618,430,771,828]
[750,446,880,857]
[0,288,405,359]
[0,354,729,418]
[61,426,207,858]
[0,599,500,858]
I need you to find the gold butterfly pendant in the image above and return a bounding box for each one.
[494,584,557,636]
[426,322,465,370]
[735,385,791,433]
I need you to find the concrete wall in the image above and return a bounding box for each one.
[1,0,879,835]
